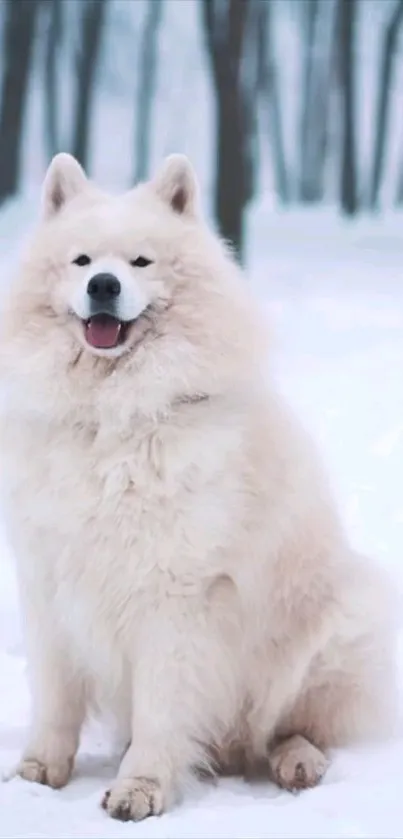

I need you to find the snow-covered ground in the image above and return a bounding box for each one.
[1,202,403,837]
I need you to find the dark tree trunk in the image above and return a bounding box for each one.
[298,0,337,203]
[72,0,107,171]
[0,0,40,204]
[310,1,338,203]
[44,0,62,159]
[134,0,164,183]
[215,83,247,256]
[298,0,319,201]
[370,0,403,209]
[256,0,289,204]
[338,0,358,216]
[201,0,254,263]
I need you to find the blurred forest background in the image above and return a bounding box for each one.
[1,0,403,260]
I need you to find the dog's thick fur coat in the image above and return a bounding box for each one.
[0,154,398,820]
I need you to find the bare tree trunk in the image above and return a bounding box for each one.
[369,0,403,209]
[134,0,164,183]
[0,0,40,204]
[256,0,289,204]
[310,0,338,203]
[44,0,62,159]
[296,0,337,204]
[338,0,358,216]
[201,0,255,263]
[298,0,319,201]
[242,3,260,205]
[305,0,338,203]
[72,0,107,171]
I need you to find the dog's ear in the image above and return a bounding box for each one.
[42,153,88,219]
[151,154,199,217]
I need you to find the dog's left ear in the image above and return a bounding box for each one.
[42,153,88,219]
[152,154,199,217]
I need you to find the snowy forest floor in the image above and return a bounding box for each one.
[1,202,403,837]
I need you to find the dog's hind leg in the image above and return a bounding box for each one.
[275,629,398,755]
[267,625,398,795]
[268,734,328,791]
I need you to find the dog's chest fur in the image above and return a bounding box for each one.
[1,404,244,669]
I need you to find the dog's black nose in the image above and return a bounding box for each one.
[87,273,121,303]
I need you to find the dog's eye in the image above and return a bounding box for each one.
[130,256,153,268]
[73,254,91,267]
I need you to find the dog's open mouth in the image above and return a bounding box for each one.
[84,314,131,350]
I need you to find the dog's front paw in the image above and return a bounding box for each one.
[102,777,164,822]
[17,756,73,789]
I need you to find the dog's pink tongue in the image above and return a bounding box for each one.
[86,315,121,349]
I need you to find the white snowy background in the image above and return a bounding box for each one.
[1,0,403,836]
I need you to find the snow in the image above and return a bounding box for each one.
[1,201,403,837]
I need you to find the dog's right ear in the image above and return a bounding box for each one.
[42,153,88,219]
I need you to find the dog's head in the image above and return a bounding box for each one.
[40,153,204,359]
[3,154,267,420]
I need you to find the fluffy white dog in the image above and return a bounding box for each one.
[0,153,398,821]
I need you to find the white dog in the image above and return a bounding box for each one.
[0,153,398,821]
